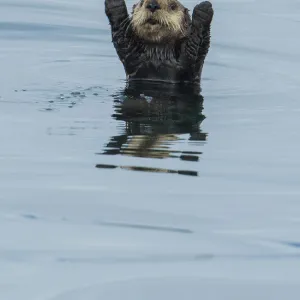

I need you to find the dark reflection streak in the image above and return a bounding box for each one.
[97,221,193,234]
[95,164,198,177]
[98,148,202,157]
[282,241,300,248]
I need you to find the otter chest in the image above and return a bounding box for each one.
[125,47,196,83]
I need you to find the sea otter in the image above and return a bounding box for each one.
[105,0,214,84]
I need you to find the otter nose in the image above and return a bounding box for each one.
[146,0,160,12]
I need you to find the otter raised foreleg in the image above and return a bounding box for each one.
[105,0,129,31]
[105,0,130,60]
[184,1,214,62]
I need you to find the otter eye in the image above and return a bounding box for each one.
[170,3,177,10]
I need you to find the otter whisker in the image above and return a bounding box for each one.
[121,18,132,38]
[125,22,133,37]
[119,18,130,34]
[119,16,130,28]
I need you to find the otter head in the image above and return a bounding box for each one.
[131,0,190,43]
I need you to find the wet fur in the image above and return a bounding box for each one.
[105,0,214,84]
[131,0,190,43]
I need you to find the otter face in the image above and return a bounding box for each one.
[131,0,190,43]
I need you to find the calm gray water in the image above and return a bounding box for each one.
[1,0,300,299]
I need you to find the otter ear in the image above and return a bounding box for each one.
[183,8,192,27]
[184,8,190,16]
[132,4,137,13]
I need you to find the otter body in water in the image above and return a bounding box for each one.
[105,0,214,84]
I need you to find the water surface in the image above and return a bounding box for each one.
[1,0,300,299]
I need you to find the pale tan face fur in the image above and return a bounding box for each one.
[131,0,189,43]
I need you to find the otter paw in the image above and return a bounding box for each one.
[192,1,214,26]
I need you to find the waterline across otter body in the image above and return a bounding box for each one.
[1,0,300,299]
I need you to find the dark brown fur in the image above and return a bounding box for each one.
[105,0,214,84]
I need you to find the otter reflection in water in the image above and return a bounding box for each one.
[96,82,207,176]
